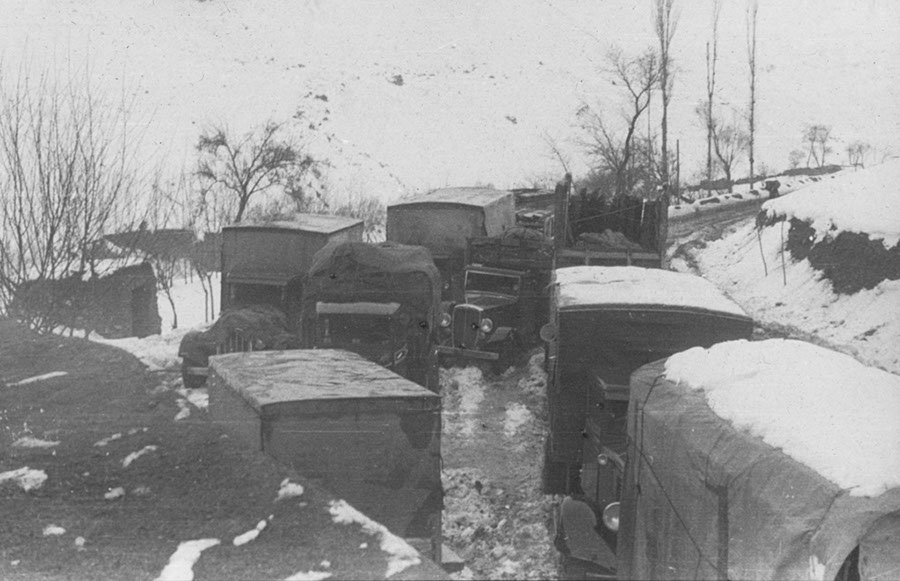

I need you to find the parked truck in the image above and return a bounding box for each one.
[300,241,442,392]
[542,266,754,579]
[178,214,364,387]
[435,226,553,369]
[620,340,900,580]
[434,177,669,369]
[386,187,517,302]
[208,349,443,564]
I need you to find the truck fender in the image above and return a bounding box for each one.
[485,326,513,344]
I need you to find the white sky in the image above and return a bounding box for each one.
[1,0,897,199]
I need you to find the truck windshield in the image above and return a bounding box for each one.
[465,270,521,297]
[318,314,394,346]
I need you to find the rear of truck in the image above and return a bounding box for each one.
[179,216,364,387]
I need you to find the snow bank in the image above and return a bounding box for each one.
[688,221,900,374]
[764,160,900,248]
[665,339,900,497]
[555,266,749,317]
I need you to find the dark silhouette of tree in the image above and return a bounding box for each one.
[196,121,316,223]
[579,47,660,198]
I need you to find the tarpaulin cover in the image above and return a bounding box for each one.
[303,241,440,322]
[618,359,900,580]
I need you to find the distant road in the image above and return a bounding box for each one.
[668,197,765,241]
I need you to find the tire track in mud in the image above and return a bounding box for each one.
[440,353,559,580]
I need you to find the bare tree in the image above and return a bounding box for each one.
[654,0,680,195]
[713,115,750,190]
[705,0,723,196]
[803,124,833,168]
[788,149,805,169]
[579,47,660,198]
[746,0,759,184]
[0,67,144,317]
[846,141,872,167]
[196,121,317,223]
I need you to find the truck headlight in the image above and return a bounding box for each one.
[440,312,452,328]
[394,347,409,365]
[602,502,620,532]
[480,318,493,333]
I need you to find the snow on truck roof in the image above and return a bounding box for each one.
[554,266,750,318]
[389,187,513,208]
[664,339,900,497]
[224,213,363,235]
[210,349,438,412]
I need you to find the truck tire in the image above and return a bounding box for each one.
[181,358,207,388]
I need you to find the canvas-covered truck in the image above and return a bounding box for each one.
[386,187,516,302]
[208,349,443,565]
[542,266,754,579]
[435,226,553,369]
[178,214,364,387]
[619,339,900,581]
[300,241,442,392]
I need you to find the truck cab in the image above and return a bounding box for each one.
[301,241,442,392]
[542,266,754,578]
[386,187,516,302]
[314,301,411,374]
[178,214,364,387]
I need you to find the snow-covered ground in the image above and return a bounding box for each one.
[672,160,900,375]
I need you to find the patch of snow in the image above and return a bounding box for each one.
[276,478,305,501]
[42,525,66,536]
[176,388,209,410]
[132,486,152,497]
[555,266,749,317]
[122,445,159,468]
[13,436,61,448]
[764,161,900,249]
[94,433,123,447]
[283,571,332,581]
[233,518,269,546]
[74,536,86,549]
[328,499,420,578]
[0,467,48,491]
[104,487,125,500]
[665,339,900,497]
[503,403,532,438]
[174,399,192,421]
[441,366,486,436]
[8,372,68,387]
[155,538,221,581]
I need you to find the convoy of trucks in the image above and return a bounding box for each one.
[177,214,364,387]
[169,179,898,580]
